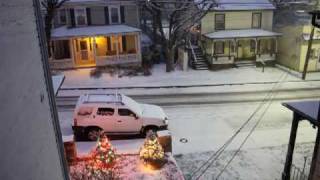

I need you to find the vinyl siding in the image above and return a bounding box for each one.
[124,5,139,27]
[90,6,105,25]
[201,10,274,34]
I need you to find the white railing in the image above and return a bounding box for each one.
[189,40,197,62]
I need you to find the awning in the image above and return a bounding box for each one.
[51,25,141,39]
[204,29,281,40]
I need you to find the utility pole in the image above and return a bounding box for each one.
[302,26,314,80]
[302,10,320,80]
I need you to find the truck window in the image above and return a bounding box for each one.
[77,107,93,116]
[118,108,136,117]
[97,108,114,116]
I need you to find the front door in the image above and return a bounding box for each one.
[74,38,95,66]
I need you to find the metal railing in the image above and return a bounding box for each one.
[290,163,308,180]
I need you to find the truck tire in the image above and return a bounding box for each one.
[86,127,102,141]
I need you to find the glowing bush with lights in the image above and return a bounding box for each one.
[91,134,116,169]
[139,131,166,169]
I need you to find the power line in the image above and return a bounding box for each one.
[203,72,289,180]
[190,71,289,179]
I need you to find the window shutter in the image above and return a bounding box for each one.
[104,6,109,25]
[70,8,75,27]
[86,8,91,25]
[122,35,127,52]
[120,6,125,23]
[107,37,111,51]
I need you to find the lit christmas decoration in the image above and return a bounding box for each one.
[85,133,117,178]
[139,131,166,169]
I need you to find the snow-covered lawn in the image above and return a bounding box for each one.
[58,64,320,89]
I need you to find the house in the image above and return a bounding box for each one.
[274,8,320,72]
[49,0,142,69]
[198,0,281,70]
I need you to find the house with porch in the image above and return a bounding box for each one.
[197,0,281,70]
[49,0,142,69]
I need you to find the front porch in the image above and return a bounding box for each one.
[203,29,281,68]
[49,25,141,69]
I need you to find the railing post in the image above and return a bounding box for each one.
[282,112,301,180]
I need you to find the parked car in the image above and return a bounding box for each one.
[72,93,169,140]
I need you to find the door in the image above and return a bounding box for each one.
[74,38,95,66]
[94,107,117,132]
[115,108,142,133]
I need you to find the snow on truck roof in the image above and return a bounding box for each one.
[81,94,123,104]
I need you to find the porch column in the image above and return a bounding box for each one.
[70,38,76,67]
[136,33,141,62]
[116,34,119,61]
[255,38,258,55]
[235,39,239,59]
[211,39,214,62]
[275,38,278,54]
[282,112,301,180]
[92,37,97,63]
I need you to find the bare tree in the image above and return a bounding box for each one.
[141,0,217,72]
[41,0,68,56]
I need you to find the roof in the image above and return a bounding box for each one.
[283,101,320,126]
[204,29,282,39]
[51,25,141,39]
[198,0,275,11]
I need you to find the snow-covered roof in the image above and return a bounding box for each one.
[198,0,275,11]
[204,29,281,39]
[51,25,141,39]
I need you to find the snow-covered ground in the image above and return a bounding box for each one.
[57,64,320,89]
[59,100,316,179]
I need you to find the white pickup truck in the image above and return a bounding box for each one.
[72,94,169,140]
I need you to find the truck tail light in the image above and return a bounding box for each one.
[74,118,78,126]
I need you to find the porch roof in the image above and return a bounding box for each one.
[204,29,282,40]
[51,25,141,39]
[283,101,320,126]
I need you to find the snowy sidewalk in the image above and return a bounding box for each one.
[58,64,320,89]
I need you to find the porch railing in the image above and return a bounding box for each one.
[189,40,197,63]
[290,163,308,180]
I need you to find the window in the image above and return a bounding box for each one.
[53,40,71,59]
[252,13,261,28]
[77,107,93,116]
[59,9,66,25]
[310,48,319,59]
[118,109,136,117]
[110,6,120,24]
[215,14,225,30]
[97,108,114,116]
[215,41,224,54]
[75,8,87,26]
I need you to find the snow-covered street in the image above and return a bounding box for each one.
[59,99,316,179]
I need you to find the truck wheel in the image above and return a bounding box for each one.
[143,126,158,137]
[86,128,101,141]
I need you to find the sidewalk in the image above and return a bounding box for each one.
[58,64,320,90]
